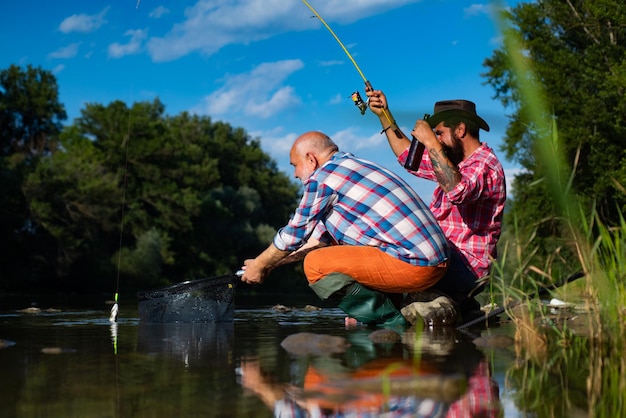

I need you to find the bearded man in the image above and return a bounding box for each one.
[367,91,506,316]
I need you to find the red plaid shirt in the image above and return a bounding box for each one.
[399,143,506,279]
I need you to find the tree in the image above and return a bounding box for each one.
[0,65,66,159]
[0,65,66,288]
[23,99,301,292]
[483,0,626,271]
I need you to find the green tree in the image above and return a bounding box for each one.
[0,64,66,159]
[23,99,300,292]
[483,0,626,272]
[0,65,66,288]
[23,127,121,289]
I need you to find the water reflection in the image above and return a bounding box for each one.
[137,322,234,369]
[240,326,502,417]
[0,303,509,418]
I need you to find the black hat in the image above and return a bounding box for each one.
[427,100,490,132]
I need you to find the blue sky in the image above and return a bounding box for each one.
[2,0,521,198]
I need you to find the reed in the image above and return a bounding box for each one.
[489,2,626,415]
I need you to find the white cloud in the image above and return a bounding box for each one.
[331,127,385,151]
[250,127,298,157]
[108,29,148,58]
[196,59,304,119]
[149,6,170,19]
[319,60,344,67]
[59,7,109,33]
[48,43,80,59]
[464,4,490,17]
[52,64,65,75]
[146,0,421,62]
[329,93,343,105]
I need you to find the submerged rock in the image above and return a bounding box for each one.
[472,334,515,349]
[272,304,322,313]
[281,332,350,356]
[368,328,401,343]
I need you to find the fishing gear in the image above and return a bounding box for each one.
[351,91,367,115]
[301,0,401,137]
[137,273,238,323]
[109,125,131,324]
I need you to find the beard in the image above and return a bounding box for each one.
[442,132,465,166]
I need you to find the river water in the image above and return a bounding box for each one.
[0,294,528,417]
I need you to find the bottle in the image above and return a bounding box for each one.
[403,113,430,171]
[403,137,424,171]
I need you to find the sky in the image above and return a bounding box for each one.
[1,0,522,198]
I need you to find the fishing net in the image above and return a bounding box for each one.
[137,274,236,323]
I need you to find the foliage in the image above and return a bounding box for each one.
[0,65,67,288]
[483,0,626,266]
[483,2,626,416]
[0,65,301,293]
[0,64,66,159]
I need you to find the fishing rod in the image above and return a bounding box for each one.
[301,0,402,139]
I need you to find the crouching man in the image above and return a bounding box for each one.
[240,131,448,328]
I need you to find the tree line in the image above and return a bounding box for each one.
[2,0,624,294]
[0,64,301,294]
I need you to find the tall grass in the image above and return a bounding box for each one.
[491,2,626,415]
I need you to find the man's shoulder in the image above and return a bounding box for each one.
[469,143,503,169]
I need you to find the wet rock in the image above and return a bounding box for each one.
[41,347,77,354]
[271,304,293,312]
[0,339,16,349]
[368,329,401,343]
[472,334,515,349]
[18,307,61,314]
[281,332,350,356]
[303,305,322,312]
[401,291,459,326]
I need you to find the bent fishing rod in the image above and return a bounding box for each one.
[301,0,402,139]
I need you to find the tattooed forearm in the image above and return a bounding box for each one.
[428,148,461,192]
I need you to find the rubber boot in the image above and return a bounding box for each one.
[338,282,408,329]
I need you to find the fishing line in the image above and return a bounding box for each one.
[301,0,402,138]
[109,104,132,331]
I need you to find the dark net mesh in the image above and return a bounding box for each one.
[137,275,236,323]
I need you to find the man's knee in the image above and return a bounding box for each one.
[303,251,326,284]
[308,272,354,300]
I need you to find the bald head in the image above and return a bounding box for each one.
[292,131,338,158]
[289,131,339,182]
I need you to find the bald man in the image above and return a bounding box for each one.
[240,131,448,328]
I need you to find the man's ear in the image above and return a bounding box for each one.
[305,152,318,168]
[456,122,467,139]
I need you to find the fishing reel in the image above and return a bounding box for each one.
[350,91,368,115]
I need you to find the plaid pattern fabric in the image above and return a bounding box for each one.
[274,152,448,267]
[400,143,506,279]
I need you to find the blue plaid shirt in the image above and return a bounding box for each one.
[273,152,448,267]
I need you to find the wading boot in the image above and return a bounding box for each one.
[309,273,408,329]
[338,282,408,329]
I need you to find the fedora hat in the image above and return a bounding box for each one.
[427,100,490,132]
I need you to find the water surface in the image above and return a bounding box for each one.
[0,296,524,417]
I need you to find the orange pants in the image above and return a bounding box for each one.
[303,245,447,293]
